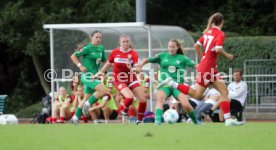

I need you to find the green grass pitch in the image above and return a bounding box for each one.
[0,122,275,150]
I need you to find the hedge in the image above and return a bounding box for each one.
[218,36,276,73]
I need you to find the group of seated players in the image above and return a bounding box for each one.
[47,69,247,124]
[47,73,151,124]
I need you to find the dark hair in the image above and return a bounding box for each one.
[204,12,224,34]
[91,30,101,37]
[70,75,80,91]
[169,39,184,55]
[234,69,243,76]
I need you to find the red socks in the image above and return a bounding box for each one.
[51,118,57,123]
[117,105,124,115]
[59,117,65,121]
[177,84,190,94]
[128,105,136,117]
[123,98,134,113]
[220,101,230,114]
[137,102,147,121]
[220,101,231,119]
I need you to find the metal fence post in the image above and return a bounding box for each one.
[255,76,259,112]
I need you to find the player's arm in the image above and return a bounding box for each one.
[137,53,161,71]
[96,62,112,77]
[135,58,149,72]
[90,100,108,111]
[216,48,233,60]
[94,50,113,78]
[229,83,247,98]
[72,94,79,108]
[71,48,88,72]
[194,43,203,60]
[215,33,233,60]
[184,56,197,69]
[62,97,72,108]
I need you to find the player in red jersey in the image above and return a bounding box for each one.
[95,35,147,125]
[158,12,243,126]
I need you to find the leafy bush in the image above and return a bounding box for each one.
[15,102,41,118]
[218,36,276,72]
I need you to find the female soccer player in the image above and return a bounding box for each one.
[70,31,111,124]
[158,12,243,126]
[137,39,199,125]
[88,73,118,124]
[95,35,147,125]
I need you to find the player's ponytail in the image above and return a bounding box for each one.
[203,12,224,34]
[170,39,184,55]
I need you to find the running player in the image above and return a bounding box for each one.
[94,35,147,125]
[137,39,199,125]
[70,31,111,125]
[157,12,243,126]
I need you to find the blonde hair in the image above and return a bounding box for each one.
[169,39,185,55]
[119,34,134,49]
[203,12,224,34]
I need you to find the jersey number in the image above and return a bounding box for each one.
[203,35,214,54]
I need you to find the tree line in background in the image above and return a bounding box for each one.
[0,0,275,113]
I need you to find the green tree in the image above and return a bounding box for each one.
[0,0,135,113]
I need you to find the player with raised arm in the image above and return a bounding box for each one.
[137,39,199,125]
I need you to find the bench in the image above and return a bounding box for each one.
[0,95,8,114]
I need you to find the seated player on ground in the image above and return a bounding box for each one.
[88,74,118,124]
[51,86,72,123]
[71,85,88,123]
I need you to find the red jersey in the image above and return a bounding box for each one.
[196,27,225,72]
[108,48,139,82]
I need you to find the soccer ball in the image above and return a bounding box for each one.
[163,109,179,124]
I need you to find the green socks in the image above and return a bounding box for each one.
[187,111,198,124]
[155,108,163,125]
[75,107,82,119]
[88,94,97,105]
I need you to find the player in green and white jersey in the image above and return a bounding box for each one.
[137,39,199,125]
[70,31,111,124]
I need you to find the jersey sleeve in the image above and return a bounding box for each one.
[196,35,204,46]
[183,56,196,68]
[148,52,163,63]
[108,50,115,63]
[74,45,89,58]
[214,32,225,49]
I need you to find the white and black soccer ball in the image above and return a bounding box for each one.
[163,109,179,124]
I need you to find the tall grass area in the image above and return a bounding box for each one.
[0,123,275,150]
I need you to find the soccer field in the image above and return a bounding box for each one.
[0,122,275,150]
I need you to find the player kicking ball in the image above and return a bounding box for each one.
[158,12,243,127]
